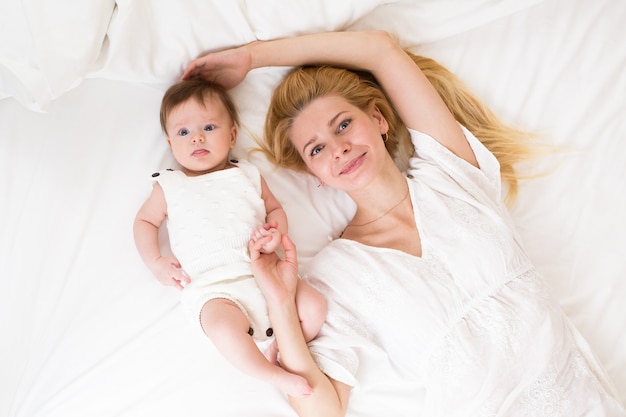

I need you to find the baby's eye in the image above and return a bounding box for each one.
[203,124,215,132]
[178,128,189,136]
[310,145,324,157]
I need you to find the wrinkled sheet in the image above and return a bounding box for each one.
[1,0,625,415]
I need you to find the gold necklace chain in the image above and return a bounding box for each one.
[348,188,410,227]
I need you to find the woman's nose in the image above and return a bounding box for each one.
[333,140,350,158]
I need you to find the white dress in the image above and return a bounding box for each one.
[305,127,625,416]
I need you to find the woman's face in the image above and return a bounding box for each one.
[289,95,389,192]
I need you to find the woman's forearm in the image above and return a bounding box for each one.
[249,186,350,416]
[249,30,395,74]
[269,300,348,417]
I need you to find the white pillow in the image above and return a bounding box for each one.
[92,0,390,84]
[92,0,256,84]
[245,0,387,40]
[349,0,546,45]
[0,0,115,111]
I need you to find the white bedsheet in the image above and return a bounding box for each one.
[1,0,625,415]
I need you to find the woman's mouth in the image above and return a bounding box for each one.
[340,153,366,175]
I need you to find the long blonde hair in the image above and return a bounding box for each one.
[261,51,538,203]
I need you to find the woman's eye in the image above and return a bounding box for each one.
[338,119,351,132]
[178,128,189,136]
[310,145,324,156]
[203,125,215,132]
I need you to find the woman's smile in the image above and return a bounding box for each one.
[339,152,366,175]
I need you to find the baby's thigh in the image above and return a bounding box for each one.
[199,298,250,337]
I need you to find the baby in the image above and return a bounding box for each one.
[133,79,326,397]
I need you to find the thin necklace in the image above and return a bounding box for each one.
[348,187,410,227]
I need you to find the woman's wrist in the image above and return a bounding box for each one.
[268,295,299,322]
[248,40,268,71]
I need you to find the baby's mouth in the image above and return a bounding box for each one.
[192,149,209,157]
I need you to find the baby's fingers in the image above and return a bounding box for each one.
[263,221,279,231]
[249,234,273,260]
[251,227,271,241]
[169,265,190,290]
[177,270,191,285]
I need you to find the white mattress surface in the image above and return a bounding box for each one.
[1,0,625,415]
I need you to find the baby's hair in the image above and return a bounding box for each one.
[160,78,240,135]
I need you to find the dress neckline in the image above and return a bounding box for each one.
[334,178,426,259]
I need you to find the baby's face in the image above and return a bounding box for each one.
[165,97,237,176]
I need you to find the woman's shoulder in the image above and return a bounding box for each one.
[407,126,503,206]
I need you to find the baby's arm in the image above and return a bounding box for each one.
[133,183,190,290]
[252,176,288,254]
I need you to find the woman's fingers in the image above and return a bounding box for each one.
[248,236,264,261]
[180,60,202,80]
[281,234,298,269]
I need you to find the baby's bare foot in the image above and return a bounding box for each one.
[273,369,313,398]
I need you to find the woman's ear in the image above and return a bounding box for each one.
[371,104,389,134]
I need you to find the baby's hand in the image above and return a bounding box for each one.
[251,224,281,254]
[152,256,191,290]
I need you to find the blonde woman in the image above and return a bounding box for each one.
[183,31,625,417]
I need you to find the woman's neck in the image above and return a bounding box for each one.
[347,169,409,227]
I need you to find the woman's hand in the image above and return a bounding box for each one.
[180,44,254,89]
[248,233,300,307]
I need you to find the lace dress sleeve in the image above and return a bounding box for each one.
[407,125,503,207]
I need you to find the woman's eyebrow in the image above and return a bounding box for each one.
[301,110,348,154]
[302,137,316,155]
[328,111,347,128]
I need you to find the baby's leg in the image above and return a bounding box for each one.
[295,280,327,342]
[200,298,312,397]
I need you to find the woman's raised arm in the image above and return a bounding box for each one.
[182,30,477,166]
[248,234,351,417]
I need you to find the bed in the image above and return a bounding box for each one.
[1,0,624,415]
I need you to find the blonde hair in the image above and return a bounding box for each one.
[262,51,539,203]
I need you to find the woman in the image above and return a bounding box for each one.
[182,31,625,416]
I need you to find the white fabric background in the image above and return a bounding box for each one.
[1,0,624,415]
